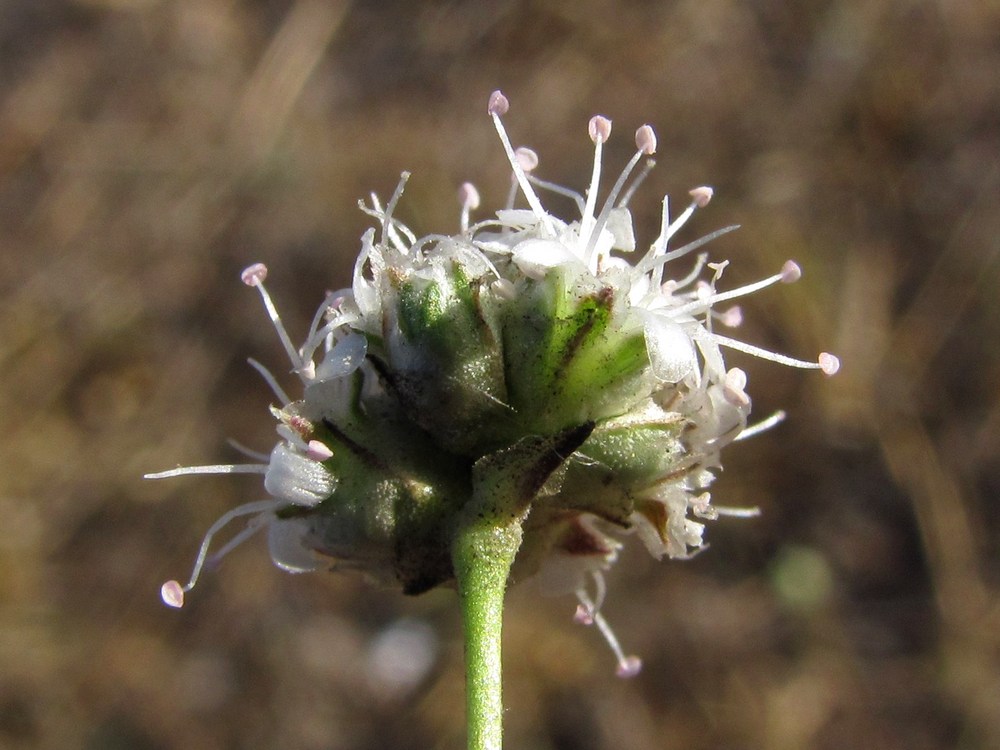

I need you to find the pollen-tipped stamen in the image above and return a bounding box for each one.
[575,588,642,678]
[241,264,307,379]
[666,260,799,319]
[158,498,279,607]
[579,115,611,248]
[712,332,840,374]
[488,91,555,236]
[582,127,656,264]
[459,182,480,233]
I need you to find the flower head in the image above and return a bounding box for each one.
[149,91,838,676]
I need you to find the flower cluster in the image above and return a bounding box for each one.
[149,91,838,676]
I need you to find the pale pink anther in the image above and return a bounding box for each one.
[487,90,509,116]
[306,440,333,461]
[818,352,841,375]
[514,147,539,172]
[161,580,185,608]
[723,367,750,407]
[616,655,643,678]
[241,263,268,287]
[780,260,802,283]
[689,186,714,207]
[458,182,481,210]
[574,604,595,625]
[719,305,743,327]
[635,125,657,155]
[589,115,612,144]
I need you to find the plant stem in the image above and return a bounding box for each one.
[452,514,521,750]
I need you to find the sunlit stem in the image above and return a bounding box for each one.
[452,513,521,750]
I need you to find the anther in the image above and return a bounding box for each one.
[780,260,802,283]
[487,90,509,116]
[818,352,841,375]
[718,305,743,327]
[616,656,643,679]
[635,125,657,155]
[241,263,268,287]
[689,186,714,208]
[723,367,750,407]
[573,603,594,625]
[514,147,539,172]
[458,182,481,210]
[306,440,333,461]
[589,115,612,144]
[161,580,185,608]
[459,182,480,233]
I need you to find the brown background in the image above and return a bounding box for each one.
[1,1,998,748]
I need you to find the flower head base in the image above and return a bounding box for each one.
[149,91,837,674]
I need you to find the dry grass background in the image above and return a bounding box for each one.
[1,1,998,748]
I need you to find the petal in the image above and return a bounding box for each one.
[315,333,367,382]
[643,312,697,383]
[268,518,323,573]
[511,238,582,279]
[264,443,337,507]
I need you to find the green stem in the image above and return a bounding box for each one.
[452,514,521,750]
[450,425,594,750]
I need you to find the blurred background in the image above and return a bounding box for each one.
[1,1,998,748]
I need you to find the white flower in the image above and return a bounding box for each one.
[148,90,838,676]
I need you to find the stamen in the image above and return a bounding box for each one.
[617,158,656,209]
[711,333,836,372]
[646,186,716,284]
[160,498,278,607]
[382,172,411,250]
[633,225,741,278]
[526,174,586,213]
[575,588,642,678]
[714,505,763,518]
[580,115,611,251]
[144,464,268,479]
[226,438,271,462]
[247,357,292,405]
[241,264,305,377]
[458,182,480,233]
[583,127,657,263]
[735,410,786,440]
[487,91,555,235]
[666,262,791,319]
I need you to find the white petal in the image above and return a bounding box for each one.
[511,239,581,279]
[643,313,697,383]
[268,518,323,573]
[606,207,636,252]
[264,443,337,507]
[315,333,367,382]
